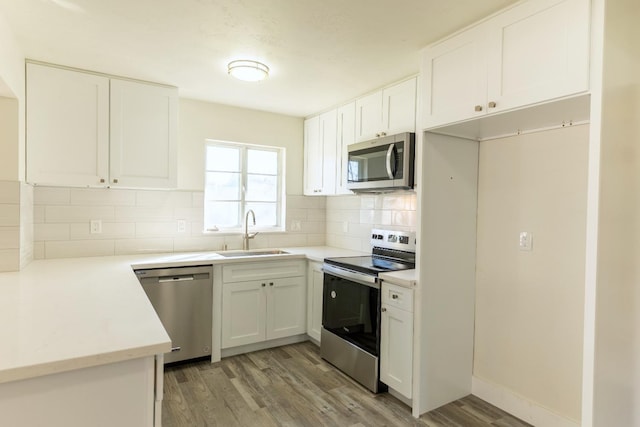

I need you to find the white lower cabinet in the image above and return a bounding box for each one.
[306,261,324,342]
[0,355,161,427]
[380,282,414,399]
[221,261,306,349]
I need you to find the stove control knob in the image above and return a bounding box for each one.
[331,290,337,299]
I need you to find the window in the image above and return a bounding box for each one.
[204,140,285,232]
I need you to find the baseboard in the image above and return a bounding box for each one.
[472,376,580,427]
[220,334,308,358]
[388,387,413,409]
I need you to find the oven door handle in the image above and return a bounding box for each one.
[322,264,380,289]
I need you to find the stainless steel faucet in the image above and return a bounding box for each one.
[243,209,258,250]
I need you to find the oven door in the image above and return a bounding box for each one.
[322,266,381,356]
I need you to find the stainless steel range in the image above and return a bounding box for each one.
[321,229,416,393]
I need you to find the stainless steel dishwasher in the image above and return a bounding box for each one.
[134,265,213,364]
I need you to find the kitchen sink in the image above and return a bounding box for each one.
[217,249,289,258]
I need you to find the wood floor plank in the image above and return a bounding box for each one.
[162,342,532,427]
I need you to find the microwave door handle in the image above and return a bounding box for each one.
[386,143,395,179]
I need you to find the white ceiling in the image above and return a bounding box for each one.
[0,0,517,117]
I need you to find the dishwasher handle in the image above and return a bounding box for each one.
[158,276,194,283]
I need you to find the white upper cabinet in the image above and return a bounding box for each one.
[110,79,177,189]
[26,63,110,187]
[355,91,383,142]
[303,115,321,195]
[421,24,489,127]
[422,0,590,129]
[303,109,337,196]
[335,102,356,195]
[355,77,417,142]
[26,63,178,189]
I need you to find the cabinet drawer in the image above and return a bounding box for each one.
[223,260,305,283]
[381,282,413,312]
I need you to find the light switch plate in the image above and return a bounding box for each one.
[519,231,532,251]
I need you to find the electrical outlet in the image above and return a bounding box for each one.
[519,231,532,251]
[90,219,102,234]
[177,219,187,233]
[291,220,301,231]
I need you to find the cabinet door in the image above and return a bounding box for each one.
[486,0,590,113]
[335,103,355,195]
[421,24,489,129]
[221,281,266,348]
[303,115,322,195]
[355,90,383,142]
[266,276,306,340]
[110,79,178,189]
[383,78,417,135]
[306,262,324,342]
[319,109,337,194]
[380,304,413,398]
[26,63,110,187]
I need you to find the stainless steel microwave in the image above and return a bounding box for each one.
[346,132,415,193]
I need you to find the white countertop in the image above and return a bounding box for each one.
[0,255,172,385]
[0,246,365,385]
[379,269,417,288]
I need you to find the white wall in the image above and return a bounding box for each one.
[0,14,29,271]
[0,97,19,181]
[586,0,640,425]
[0,10,25,181]
[474,124,589,423]
[177,98,304,193]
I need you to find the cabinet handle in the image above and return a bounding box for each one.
[99,178,105,183]
[381,307,387,312]
[474,105,483,112]
[488,101,497,108]
[269,282,274,287]
[113,178,119,184]
[261,283,266,287]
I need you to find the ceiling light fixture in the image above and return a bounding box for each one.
[227,60,270,82]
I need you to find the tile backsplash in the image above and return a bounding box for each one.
[26,186,416,261]
[326,191,417,252]
[0,180,21,271]
[0,180,32,271]
[34,187,326,260]
[20,182,34,269]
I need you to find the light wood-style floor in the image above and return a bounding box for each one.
[163,341,531,427]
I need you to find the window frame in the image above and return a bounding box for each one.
[203,139,285,233]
